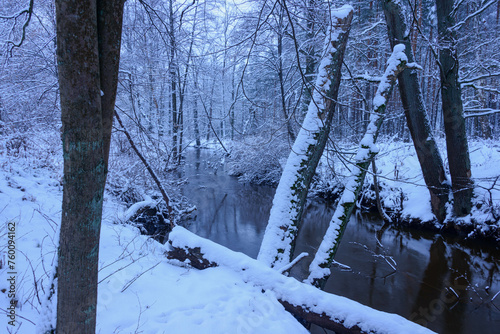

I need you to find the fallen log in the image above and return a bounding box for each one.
[167,226,435,334]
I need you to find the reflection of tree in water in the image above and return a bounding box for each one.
[442,247,471,334]
[409,237,476,334]
[184,148,500,333]
[410,237,448,328]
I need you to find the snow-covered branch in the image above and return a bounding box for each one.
[464,108,500,118]
[460,72,500,85]
[450,0,496,31]
[1,0,34,48]
[307,44,408,289]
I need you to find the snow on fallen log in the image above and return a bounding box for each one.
[167,226,435,334]
[307,44,409,289]
[117,196,156,222]
[257,5,354,269]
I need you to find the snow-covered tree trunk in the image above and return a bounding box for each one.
[307,44,409,289]
[257,5,354,269]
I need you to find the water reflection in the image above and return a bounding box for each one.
[181,148,500,334]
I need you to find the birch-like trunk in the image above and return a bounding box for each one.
[257,5,354,269]
[307,44,408,289]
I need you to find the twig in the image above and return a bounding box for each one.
[121,261,161,293]
[279,252,308,274]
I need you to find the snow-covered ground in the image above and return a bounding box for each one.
[0,154,308,333]
[372,139,500,231]
[1,136,498,333]
[307,137,500,237]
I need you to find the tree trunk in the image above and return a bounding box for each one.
[98,0,125,168]
[277,4,296,142]
[169,0,178,163]
[435,0,473,217]
[382,0,449,222]
[302,0,317,114]
[307,44,408,289]
[55,0,124,332]
[194,76,201,146]
[258,6,354,269]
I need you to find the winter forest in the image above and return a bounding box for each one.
[1,0,500,333]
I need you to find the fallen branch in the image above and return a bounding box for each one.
[114,110,174,227]
[167,227,435,334]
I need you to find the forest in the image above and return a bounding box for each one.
[0,0,499,333]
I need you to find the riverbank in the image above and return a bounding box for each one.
[225,137,500,244]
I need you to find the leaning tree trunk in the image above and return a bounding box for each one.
[257,5,354,269]
[435,0,473,217]
[382,0,449,222]
[55,0,124,332]
[307,44,409,290]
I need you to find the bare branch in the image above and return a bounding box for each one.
[2,0,34,49]
[451,0,496,31]
[460,72,500,84]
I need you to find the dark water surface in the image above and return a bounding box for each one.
[181,148,500,334]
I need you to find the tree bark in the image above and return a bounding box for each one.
[382,0,449,222]
[193,76,201,146]
[98,0,125,168]
[55,0,124,332]
[258,6,354,269]
[169,0,179,163]
[277,5,296,142]
[435,0,473,217]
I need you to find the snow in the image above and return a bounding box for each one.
[169,226,435,334]
[1,135,498,333]
[0,157,306,334]
[332,4,354,20]
[307,44,410,284]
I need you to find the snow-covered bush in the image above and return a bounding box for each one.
[0,124,63,174]
[227,136,289,185]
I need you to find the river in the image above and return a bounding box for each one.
[180,147,500,334]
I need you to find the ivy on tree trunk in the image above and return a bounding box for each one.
[257,6,354,269]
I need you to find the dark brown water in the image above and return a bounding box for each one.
[181,148,500,334]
